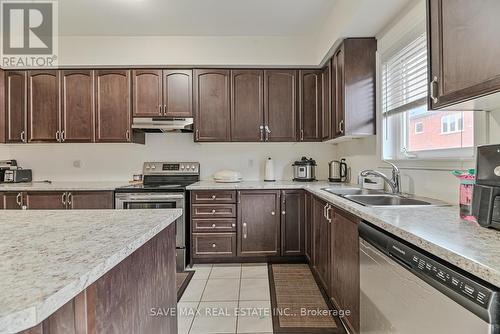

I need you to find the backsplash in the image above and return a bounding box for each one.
[0,133,336,182]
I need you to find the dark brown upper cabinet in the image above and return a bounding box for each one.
[281,190,305,256]
[237,190,281,257]
[5,71,27,143]
[230,70,264,142]
[321,61,332,141]
[298,70,322,141]
[27,70,60,143]
[132,69,192,118]
[61,70,95,142]
[264,70,297,142]
[331,38,376,139]
[163,70,192,117]
[428,0,500,109]
[132,69,163,117]
[95,70,133,142]
[193,69,231,142]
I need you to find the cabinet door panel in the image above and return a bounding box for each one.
[2,192,23,210]
[333,47,345,138]
[305,192,313,262]
[312,196,330,293]
[28,70,60,142]
[61,70,94,142]
[331,209,359,333]
[281,190,305,256]
[264,70,297,142]
[428,0,500,108]
[194,69,230,141]
[5,71,27,143]
[69,191,114,209]
[298,70,322,141]
[95,70,131,142]
[132,70,162,117]
[163,70,193,117]
[321,62,331,141]
[231,70,264,142]
[238,190,280,257]
[25,192,66,210]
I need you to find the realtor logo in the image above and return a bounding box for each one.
[1,0,58,67]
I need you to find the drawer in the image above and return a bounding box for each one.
[192,191,236,204]
[192,218,237,233]
[191,204,236,218]
[192,233,236,258]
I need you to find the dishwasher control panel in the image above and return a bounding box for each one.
[388,240,494,309]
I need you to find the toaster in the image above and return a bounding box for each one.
[3,169,32,183]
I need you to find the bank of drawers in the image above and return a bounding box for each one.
[191,191,237,258]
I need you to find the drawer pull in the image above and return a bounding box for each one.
[212,224,216,228]
[231,223,236,227]
[211,195,216,200]
[271,211,275,216]
[243,223,248,239]
[211,209,216,214]
[282,210,286,215]
[212,243,216,248]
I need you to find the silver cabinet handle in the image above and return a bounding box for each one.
[243,222,248,239]
[67,192,72,207]
[300,129,304,141]
[264,125,271,141]
[61,130,65,142]
[430,76,438,104]
[195,129,200,141]
[326,204,333,223]
[20,131,26,143]
[125,130,131,142]
[323,204,327,218]
[16,192,22,207]
[259,125,264,141]
[61,192,67,205]
[211,209,216,214]
[212,243,216,248]
[339,120,344,134]
[55,130,61,142]
[211,195,216,200]
[163,105,167,116]
[159,105,163,116]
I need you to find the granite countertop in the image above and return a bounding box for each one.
[0,209,182,334]
[187,180,500,288]
[0,181,129,192]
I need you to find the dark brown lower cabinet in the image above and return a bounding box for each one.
[1,193,23,209]
[0,191,114,210]
[312,196,331,294]
[68,191,114,209]
[192,233,237,258]
[19,223,177,334]
[25,192,67,210]
[305,192,313,262]
[281,190,305,256]
[237,190,280,257]
[330,208,360,333]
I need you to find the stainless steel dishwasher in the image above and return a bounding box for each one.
[359,221,499,334]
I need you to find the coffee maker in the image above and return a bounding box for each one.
[0,160,17,183]
[472,145,500,230]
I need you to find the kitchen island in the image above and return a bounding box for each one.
[0,209,181,334]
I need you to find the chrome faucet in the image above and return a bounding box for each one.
[360,161,401,194]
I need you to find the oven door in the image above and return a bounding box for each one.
[115,193,185,249]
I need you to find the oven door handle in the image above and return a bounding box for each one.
[117,194,185,201]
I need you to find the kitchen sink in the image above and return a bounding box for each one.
[321,187,449,207]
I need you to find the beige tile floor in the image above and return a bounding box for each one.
[179,263,274,334]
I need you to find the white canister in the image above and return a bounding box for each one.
[264,157,275,182]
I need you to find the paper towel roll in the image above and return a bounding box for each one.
[265,157,275,182]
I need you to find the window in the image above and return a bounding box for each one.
[382,28,474,160]
[415,122,423,134]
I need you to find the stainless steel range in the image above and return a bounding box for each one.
[115,162,200,271]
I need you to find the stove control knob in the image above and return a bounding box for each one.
[180,165,185,170]
[191,165,196,170]
[151,165,156,170]
[145,165,150,170]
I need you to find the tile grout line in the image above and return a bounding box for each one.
[187,264,212,334]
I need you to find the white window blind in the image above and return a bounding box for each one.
[382,32,428,116]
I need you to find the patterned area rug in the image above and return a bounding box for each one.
[176,271,194,302]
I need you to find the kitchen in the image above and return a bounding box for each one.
[0,0,500,333]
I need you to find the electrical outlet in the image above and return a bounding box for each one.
[73,160,81,168]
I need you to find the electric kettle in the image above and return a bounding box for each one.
[329,159,348,182]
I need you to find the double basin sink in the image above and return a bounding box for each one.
[322,188,449,207]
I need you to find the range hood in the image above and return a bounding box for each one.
[132,117,194,133]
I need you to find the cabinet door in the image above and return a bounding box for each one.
[330,209,360,333]
[321,62,331,141]
[332,46,345,138]
[68,191,114,209]
[95,70,132,142]
[312,196,330,293]
[298,70,322,141]
[132,70,162,117]
[230,70,264,142]
[429,0,500,109]
[2,192,24,210]
[25,192,67,209]
[5,71,27,143]
[193,69,230,142]
[61,70,95,142]
[264,70,297,142]
[281,190,305,256]
[28,70,60,142]
[305,192,313,262]
[163,70,193,117]
[237,190,280,257]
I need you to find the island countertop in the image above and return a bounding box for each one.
[0,209,182,334]
[187,180,500,288]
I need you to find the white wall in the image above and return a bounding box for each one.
[0,134,336,182]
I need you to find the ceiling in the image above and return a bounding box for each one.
[59,0,337,36]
